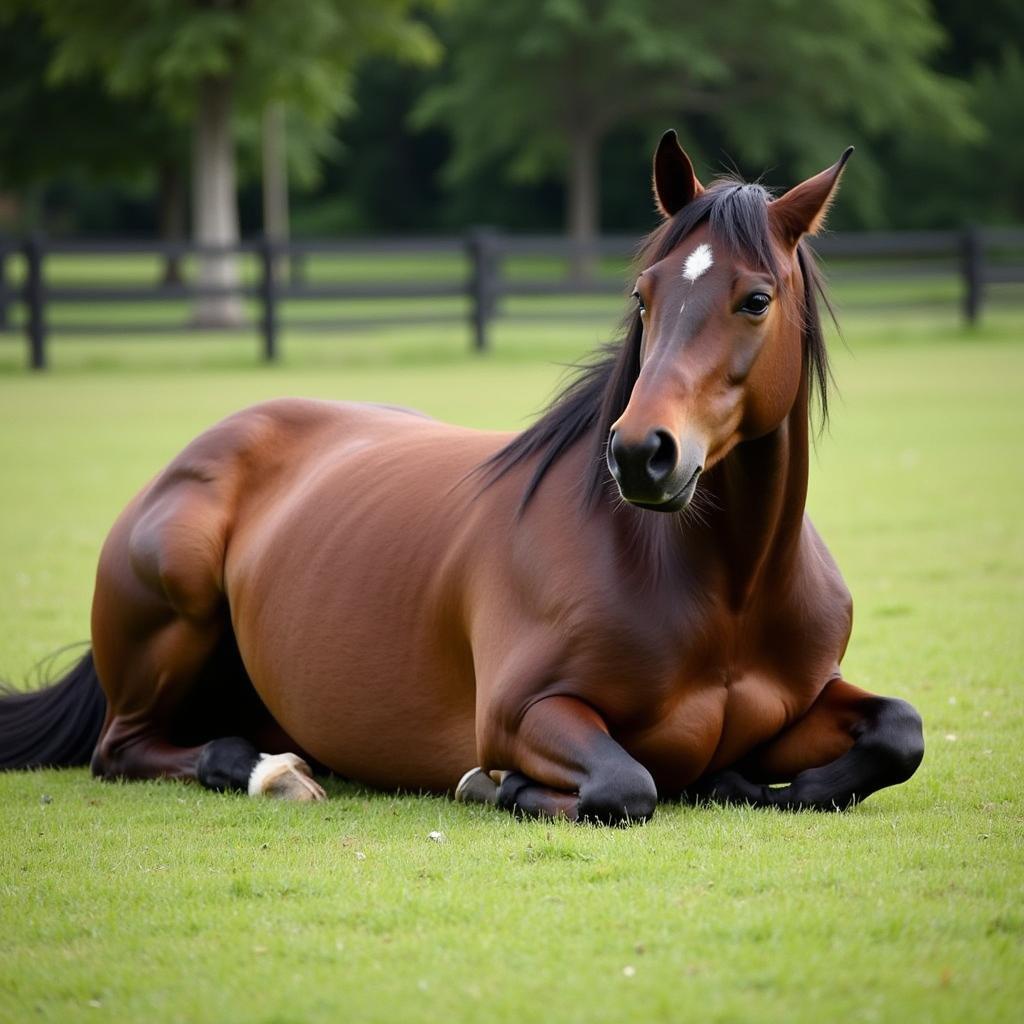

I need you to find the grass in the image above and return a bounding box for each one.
[0,304,1022,1023]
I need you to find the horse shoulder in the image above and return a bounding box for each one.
[747,517,853,705]
[469,509,678,755]
[797,515,854,654]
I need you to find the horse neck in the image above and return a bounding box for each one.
[699,373,810,606]
[605,373,810,607]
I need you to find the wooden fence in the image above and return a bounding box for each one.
[0,226,1021,370]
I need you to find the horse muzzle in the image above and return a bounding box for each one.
[607,428,704,512]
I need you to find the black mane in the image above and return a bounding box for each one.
[481,178,835,511]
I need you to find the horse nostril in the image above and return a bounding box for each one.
[609,427,680,494]
[607,429,624,477]
[646,429,678,484]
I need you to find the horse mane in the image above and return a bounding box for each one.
[479,177,836,511]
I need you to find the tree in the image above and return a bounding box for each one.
[417,0,976,272]
[0,10,187,243]
[879,0,1024,227]
[30,0,437,323]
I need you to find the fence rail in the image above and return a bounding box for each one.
[0,226,1021,370]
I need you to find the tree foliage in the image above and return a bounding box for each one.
[3,0,1021,236]
[16,0,438,226]
[31,0,438,127]
[880,0,1024,226]
[0,11,182,189]
[417,0,977,230]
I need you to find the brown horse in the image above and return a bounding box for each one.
[1,132,924,822]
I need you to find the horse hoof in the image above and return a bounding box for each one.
[455,766,499,806]
[248,752,326,802]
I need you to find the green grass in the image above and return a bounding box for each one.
[0,306,1022,1023]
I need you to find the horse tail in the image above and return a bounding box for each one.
[0,649,106,770]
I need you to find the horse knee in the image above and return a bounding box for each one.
[862,697,925,783]
[578,766,658,825]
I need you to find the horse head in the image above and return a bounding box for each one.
[607,130,852,511]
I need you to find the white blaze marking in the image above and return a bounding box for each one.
[683,243,714,282]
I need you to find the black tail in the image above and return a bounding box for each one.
[0,649,106,770]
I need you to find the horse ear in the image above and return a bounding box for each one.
[653,130,704,218]
[770,147,854,246]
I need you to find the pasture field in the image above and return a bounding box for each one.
[0,306,1022,1023]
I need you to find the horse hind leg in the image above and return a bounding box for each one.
[90,476,324,802]
[98,732,325,803]
[92,615,326,802]
[198,741,325,801]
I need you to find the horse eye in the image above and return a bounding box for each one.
[632,291,646,314]
[740,292,771,316]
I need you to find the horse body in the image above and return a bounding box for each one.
[3,131,925,820]
[91,382,851,800]
[91,400,487,791]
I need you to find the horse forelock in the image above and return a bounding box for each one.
[478,177,833,513]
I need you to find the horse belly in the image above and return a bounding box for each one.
[257,661,478,793]
[239,574,477,791]
[223,421,488,793]
[234,596,478,793]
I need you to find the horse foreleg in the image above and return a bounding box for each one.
[472,695,658,825]
[689,679,924,811]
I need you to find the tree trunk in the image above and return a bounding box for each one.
[567,127,599,282]
[261,102,290,284]
[191,74,243,326]
[158,159,185,286]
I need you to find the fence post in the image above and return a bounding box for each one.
[24,234,46,371]
[961,226,983,325]
[0,242,9,332]
[467,227,499,352]
[259,235,278,362]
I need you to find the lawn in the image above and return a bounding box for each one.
[0,306,1022,1023]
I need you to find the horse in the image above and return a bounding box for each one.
[0,132,924,823]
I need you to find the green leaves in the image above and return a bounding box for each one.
[417,0,978,230]
[30,0,440,125]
